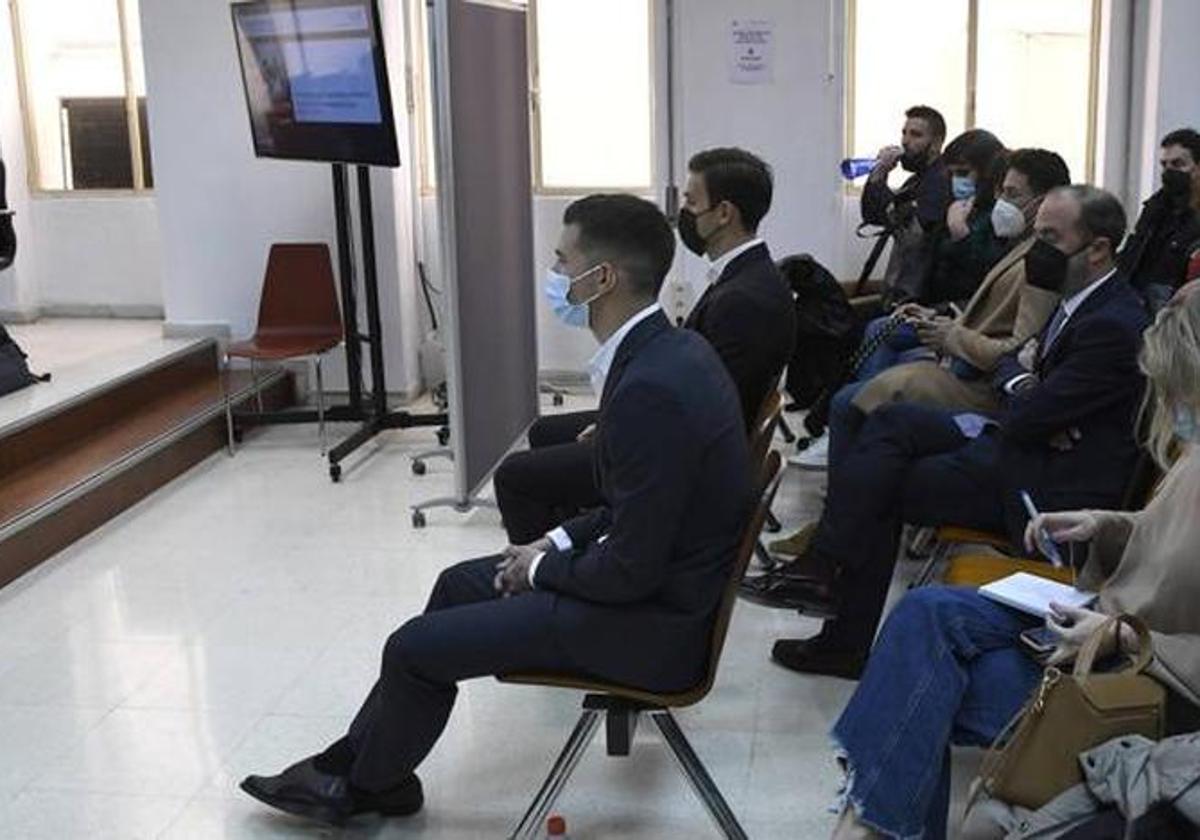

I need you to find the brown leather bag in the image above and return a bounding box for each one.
[975,614,1167,811]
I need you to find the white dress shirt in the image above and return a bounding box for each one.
[705,237,764,286]
[586,302,662,397]
[528,302,663,588]
[1003,267,1118,394]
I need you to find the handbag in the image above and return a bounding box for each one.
[974,614,1167,811]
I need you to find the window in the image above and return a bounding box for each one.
[406,0,652,194]
[847,0,1098,184]
[530,0,652,192]
[11,0,152,192]
[407,0,438,193]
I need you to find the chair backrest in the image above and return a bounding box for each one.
[255,243,344,341]
[678,450,784,705]
[748,388,783,471]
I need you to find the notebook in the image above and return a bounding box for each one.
[978,572,1096,618]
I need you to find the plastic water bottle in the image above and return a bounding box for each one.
[546,814,569,838]
[840,157,878,180]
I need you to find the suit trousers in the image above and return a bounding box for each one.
[494,410,603,544]
[345,556,573,793]
[808,402,1008,654]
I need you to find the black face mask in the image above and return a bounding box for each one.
[1025,238,1092,293]
[677,207,714,257]
[1163,168,1193,201]
[900,150,927,173]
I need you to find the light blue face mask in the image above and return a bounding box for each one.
[1173,404,1199,442]
[544,264,603,329]
[951,175,977,201]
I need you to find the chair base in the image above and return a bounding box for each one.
[509,695,748,840]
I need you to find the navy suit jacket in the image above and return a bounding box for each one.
[684,243,796,427]
[533,311,751,691]
[991,273,1150,528]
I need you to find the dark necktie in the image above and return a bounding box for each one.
[1039,304,1069,363]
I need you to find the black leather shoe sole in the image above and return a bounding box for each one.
[240,777,350,827]
[353,775,424,817]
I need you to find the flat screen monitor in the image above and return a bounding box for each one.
[231,0,400,167]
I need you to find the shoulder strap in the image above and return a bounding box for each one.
[1073,614,1154,677]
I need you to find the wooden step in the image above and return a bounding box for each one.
[0,339,294,589]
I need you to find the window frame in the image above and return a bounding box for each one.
[843,0,1102,189]
[405,0,436,196]
[9,0,152,196]
[526,0,656,196]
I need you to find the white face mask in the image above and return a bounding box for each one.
[991,198,1028,238]
[1174,404,1199,442]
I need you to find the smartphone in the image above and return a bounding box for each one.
[1020,625,1059,655]
[1020,490,1064,568]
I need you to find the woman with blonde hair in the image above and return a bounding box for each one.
[827,281,1200,840]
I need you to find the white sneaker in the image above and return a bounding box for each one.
[788,435,828,471]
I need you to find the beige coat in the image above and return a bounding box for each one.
[853,235,1059,414]
[1080,444,1200,707]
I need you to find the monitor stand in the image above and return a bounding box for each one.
[232,163,447,482]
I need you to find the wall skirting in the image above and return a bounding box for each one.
[2,305,165,322]
[162,321,232,340]
[0,307,40,324]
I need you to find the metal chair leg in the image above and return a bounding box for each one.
[910,540,949,589]
[509,709,602,840]
[764,510,782,533]
[777,415,796,444]
[251,358,264,413]
[222,352,235,456]
[754,539,776,571]
[649,711,748,840]
[315,354,327,456]
[905,525,936,559]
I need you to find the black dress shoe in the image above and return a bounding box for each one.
[739,570,839,617]
[241,757,424,825]
[353,774,424,817]
[241,757,356,826]
[771,637,867,680]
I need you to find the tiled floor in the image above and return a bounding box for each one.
[0,394,974,839]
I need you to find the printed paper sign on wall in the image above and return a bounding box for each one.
[729,19,773,85]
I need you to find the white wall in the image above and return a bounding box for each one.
[1136,0,1200,201]
[530,0,852,377]
[0,5,37,319]
[31,196,164,315]
[140,0,421,394]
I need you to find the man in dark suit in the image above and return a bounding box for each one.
[495,147,795,544]
[240,195,752,826]
[1117,128,1200,311]
[741,186,1149,678]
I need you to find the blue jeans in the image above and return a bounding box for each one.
[856,316,931,381]
[832,587,1042,840]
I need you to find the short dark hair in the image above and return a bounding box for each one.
[562,194,676,298]
[905,105,946,143]
[1005,148,1071,195]
[687,147,773,233]
[1055,185,1127,252]
[1161,128,1200,165]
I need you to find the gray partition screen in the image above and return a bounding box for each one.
[430,0,538,501]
